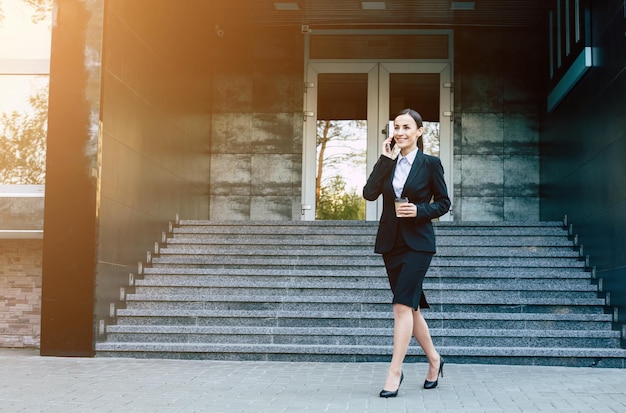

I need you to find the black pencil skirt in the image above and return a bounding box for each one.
[382,235,433,310]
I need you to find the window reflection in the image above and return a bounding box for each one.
[0,0,51,184]
[0,0,52,59]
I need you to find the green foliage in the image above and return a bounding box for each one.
[316,175,365,220]
[0,84,48,184]
[315,119,367,220]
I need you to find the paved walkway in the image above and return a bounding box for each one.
[1,348,625,413]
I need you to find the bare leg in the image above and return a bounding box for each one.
[383,303,413,391]
[412,308,441,381]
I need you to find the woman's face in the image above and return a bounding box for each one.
[393,113,423,155]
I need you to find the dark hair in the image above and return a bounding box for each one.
[395,108,424,152]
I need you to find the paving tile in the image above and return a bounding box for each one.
[1,349,626,412]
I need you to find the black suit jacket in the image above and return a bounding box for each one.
[363,151,451,254]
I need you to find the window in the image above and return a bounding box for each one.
[547,0,591,112]
[0,0,52,184]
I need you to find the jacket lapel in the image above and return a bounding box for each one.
[401,151,425,197]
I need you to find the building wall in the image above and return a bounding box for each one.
[0,186,43,347]
[208,28,305,220]
[95,1,214,329]
[0,240,41,347]
[541,1,626,336]
[208,26,545,222]
[453,28,545,221]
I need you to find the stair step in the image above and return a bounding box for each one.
[120,298,605,315]
[137,266,595,282]
[115,309,609,327]
[111,310,613,331]
[103,326,621,348]
[104,325,618,337]
[166,235,572,247]
[94,342,626,367]
[142,266,591,279]
[134,279,597,292]
[150,256,585,268]
[173,222,568,237]
[97,342,626,356]
[159,245,579,258]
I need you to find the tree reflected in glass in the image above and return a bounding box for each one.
[315,120,367,220]
[0,79,47,184]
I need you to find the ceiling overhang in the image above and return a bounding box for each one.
[205,1,548,30]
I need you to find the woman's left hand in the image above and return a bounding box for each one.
[396,202,417,218]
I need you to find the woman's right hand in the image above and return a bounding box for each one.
[382,137,394,159]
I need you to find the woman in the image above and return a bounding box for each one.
[363,109,451,398]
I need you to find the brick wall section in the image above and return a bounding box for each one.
[0,240,42,348]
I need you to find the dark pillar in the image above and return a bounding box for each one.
[40,0,104,356]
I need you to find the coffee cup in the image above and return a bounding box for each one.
[394,197,409,216]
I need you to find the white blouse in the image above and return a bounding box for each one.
[392,148,419,199]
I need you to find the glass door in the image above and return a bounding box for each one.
[302,63,379,220]
[302,62,453,221]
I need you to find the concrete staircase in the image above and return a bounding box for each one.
[95,220,626,367]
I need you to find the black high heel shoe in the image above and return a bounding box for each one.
[423,358,444,389]
[379,371,404,398]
